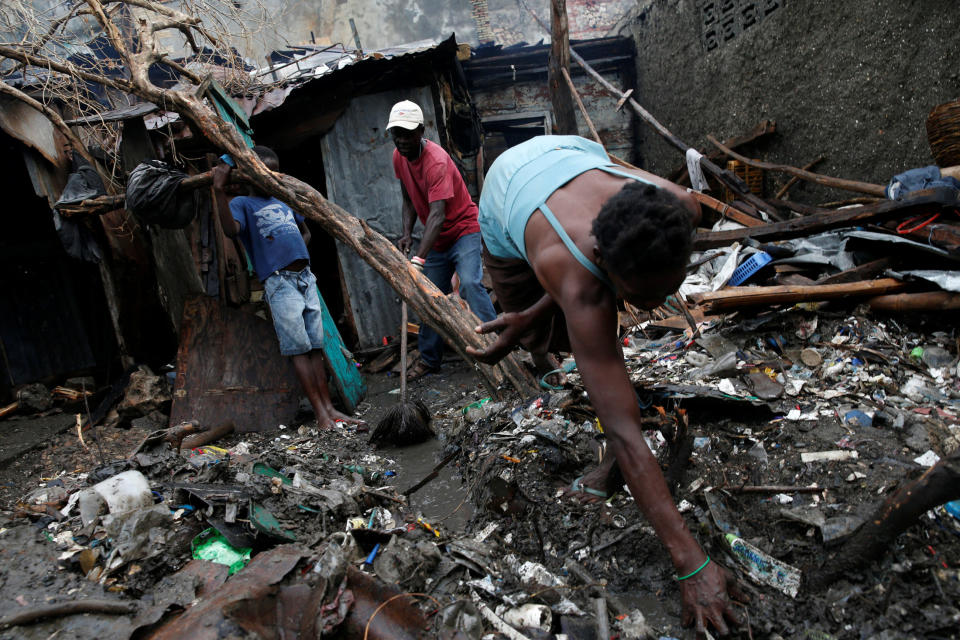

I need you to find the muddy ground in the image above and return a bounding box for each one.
[1,306,959,639]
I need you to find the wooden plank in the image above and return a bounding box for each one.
[868,291,960,312]
[170,296,302,432]
[689,278,909,312]
[687,190,764,227]
[693,187,960,250]
[816,258,892,285]
[315,286,366,414]
[669,120,777,182]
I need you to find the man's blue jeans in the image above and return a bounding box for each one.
[419,232,497,369]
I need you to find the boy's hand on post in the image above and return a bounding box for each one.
[212,163,232,191]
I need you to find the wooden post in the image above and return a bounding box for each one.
[688,278,909,312]
[549,0,577,135]
[560,66,601,143]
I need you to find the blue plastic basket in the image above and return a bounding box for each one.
[729,251,772,286]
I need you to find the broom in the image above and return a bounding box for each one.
[369,300,433,446]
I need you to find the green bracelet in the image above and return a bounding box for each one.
[675,557,710,581]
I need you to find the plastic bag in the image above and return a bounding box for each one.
[125,160,196,228]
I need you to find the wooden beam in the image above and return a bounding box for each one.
[868,291,960,312]
[775,156,825,199]
[707,135,886,197]
[692,187,960,250]
[687,190,764,227]
[688,278,909,312]
[549,0,577,135]
[560,66,601,144]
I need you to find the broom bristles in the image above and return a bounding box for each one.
[370,399,433,446]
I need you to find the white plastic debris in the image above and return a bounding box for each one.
[801,451,859,463]
[726,534,801,598]
[913,450,941,467]
[502,604,552,633]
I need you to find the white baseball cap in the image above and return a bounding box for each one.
[387,100,424,130]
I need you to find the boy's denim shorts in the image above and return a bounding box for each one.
[263,267,325,356]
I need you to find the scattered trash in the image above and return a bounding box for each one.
[190,528,251,574]
[725,533,801,598]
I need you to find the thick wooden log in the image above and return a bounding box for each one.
[707,135,886,197]
[549,0,577,135]
[688,278,909,312]
[693,187,960,250]
[807,449,960,590]
[868,291,960,311]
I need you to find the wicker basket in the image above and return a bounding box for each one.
[927,99,960,167]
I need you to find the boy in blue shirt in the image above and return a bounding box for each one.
[212,146,361,429]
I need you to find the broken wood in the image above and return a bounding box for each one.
[569,49,778,218]
[718,485,825,494]
[807,448,960,590]
[0,599,136,628]
[669,120,778,184]
[549,0,577,135]
[707,135,886,197]
[560,66,601,144]
[693,187,960,250]
[180,420,236,450]
[775,156,825,199]
[687,190,764,227]
[868,291,960,312]
[402,447,460,497]
[0,401,18,420]
[815,258,892,285]
[689,278,910,312]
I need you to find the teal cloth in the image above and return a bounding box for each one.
[478,135,654,288]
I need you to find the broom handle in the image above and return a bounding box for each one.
[400,301,408,404]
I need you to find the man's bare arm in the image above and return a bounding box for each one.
[398,184,417,253]
[416,199,446,259]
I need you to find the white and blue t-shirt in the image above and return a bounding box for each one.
[229,196,309,282]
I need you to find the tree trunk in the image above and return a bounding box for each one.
[549,0,577,135]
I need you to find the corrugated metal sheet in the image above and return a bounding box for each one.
[0,95,66,168]
[320,86,439,348]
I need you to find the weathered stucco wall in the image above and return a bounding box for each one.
[618,0,960,201]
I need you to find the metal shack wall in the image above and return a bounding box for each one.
[320,86,439,348]
[470,67,636,163]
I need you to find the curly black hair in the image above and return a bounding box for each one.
[591,182,693,277]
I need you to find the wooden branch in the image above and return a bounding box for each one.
[549,0,577,135]
[807,449,960,590]
[775,156,825,199]
[688,278,909,312]
[0,402,18,420]
[692,187,960,250]
[668,120,777,183]
[0,44,133,93]
[707,135,886,197]
[570,48,778,218]
[0,599,135,628]
[868,291,960,312]
[560,66,601,144]
[718,485,825,494]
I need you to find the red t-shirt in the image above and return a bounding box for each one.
[393,139,480,253]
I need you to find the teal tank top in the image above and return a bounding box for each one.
[478,135,654,288]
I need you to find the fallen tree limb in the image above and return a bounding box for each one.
[692,187,960,250]
[707,135,886,197]
[0,600,136,628]
[688,278,910,312]
[180,420,236,450]
[570,48,779,219]
[868,291,960,312]
[807,448,960,590]
[718,485,825,494]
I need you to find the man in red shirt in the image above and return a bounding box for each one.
[389,100,496,380]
